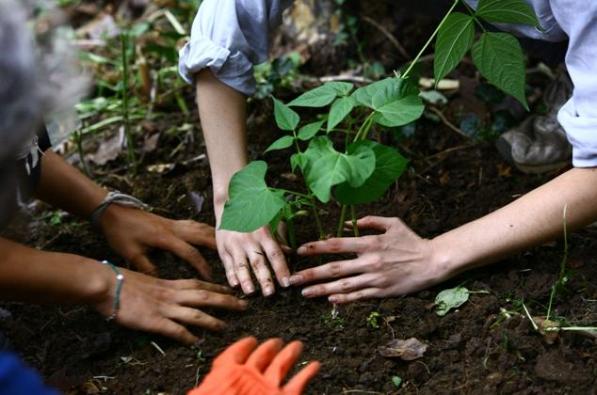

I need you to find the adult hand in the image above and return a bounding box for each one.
[216,226,290,297]
[188,337,320,395]
[99,204,216,279]
[93,266,247,345]
[289,216,451,303]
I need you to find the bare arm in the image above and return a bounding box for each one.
[195,69,290,295]
[290,168,597,302]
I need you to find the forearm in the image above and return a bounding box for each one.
[433,167,597,274]
[35,151,108,218]
[0,237,110,305]
[195,69,248,220]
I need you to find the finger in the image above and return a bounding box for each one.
[152,317,198,345]
[173,220,217,250]
[169,278,234,294]
[354,216,398,232]
[214,337,258,366]
[297,236,376,256]
[230,249,255,295]
[328,288,383,304]
[165,305,226,331]
[264,341,303,385]
[246,338,284,372]
[220,251,239,288]
[262,239,291,288]
[129,254,158,276]
[173,289,248,311]
[300,273,378,298]
[289,257,372,286]
[157,236,213,280]
[249,247,276,297]
[283,361,321,394]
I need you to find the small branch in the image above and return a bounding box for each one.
[521,302,539,331]
[361,15,410,60]
[428,107,469,139]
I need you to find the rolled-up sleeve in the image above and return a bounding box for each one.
[179,0,292,96]
[552,1,597,167]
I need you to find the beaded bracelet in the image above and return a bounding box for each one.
[100,260,124,321]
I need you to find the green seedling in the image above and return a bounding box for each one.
[221,0,538,243]
[367,311,382,329]
[391,375,403,389]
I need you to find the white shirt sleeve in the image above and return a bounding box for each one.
[551,1,597,167]
[178,0,293,96]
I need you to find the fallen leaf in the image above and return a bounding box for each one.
[378,337,428,361]
[143,133,160,153]
[87,131,124,166]
[435,286,470,316]
[189,192,205,214]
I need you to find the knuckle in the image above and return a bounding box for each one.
[329,262,342,277]
[195,289,209,301]
[340,280,352,292]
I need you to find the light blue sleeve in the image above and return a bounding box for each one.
[551,0,597,167]
[178,0,293,96]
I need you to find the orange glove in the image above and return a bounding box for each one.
[188,337,320,395]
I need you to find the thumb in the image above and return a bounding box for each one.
[354,216,398,232]
[283,361,321,395]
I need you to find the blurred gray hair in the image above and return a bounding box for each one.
[0,0,89,161]
[0,0,40,160]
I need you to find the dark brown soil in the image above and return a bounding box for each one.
[1,108,596,395]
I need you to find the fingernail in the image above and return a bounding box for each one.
[264,287,274,297]
[297,246,307,255]
[302,288,313,297]
[289,275,303,285]
[328,295,338,303]
[281,277,290,287]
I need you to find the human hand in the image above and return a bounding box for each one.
[99,205,216,279]
[188,337,320,395]
[289,216,451,303]
[216,226,290,297]
[93,265,247,344]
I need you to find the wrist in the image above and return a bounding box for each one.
[427,236,464,280]
[79,259,114,306]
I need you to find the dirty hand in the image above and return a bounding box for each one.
[216,226,290,297]
[93,266,247,344]
[188,337,320,395]
[289,216,450,303]
[99,204,216,279]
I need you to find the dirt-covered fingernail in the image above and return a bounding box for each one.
[297,246,307,254]
[302,288,314,297]
[281,277,290,287]
[289,275,303,285]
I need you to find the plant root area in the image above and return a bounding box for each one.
[1,113,595,395]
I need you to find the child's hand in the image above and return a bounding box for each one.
[94,265,247,344]
[98,205,216,279]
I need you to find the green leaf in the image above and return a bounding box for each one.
[265,135,295,153]
[290,153,307,173]
[325,81,354,96]
[476,0,539,26]
[273,97,300,131]
[374,95,424,127]
[220,161,287,232]
[327,96,355,132]
[303,137,375,203]
[297,121,324,141]
[335,141,408,205]
[471,32,528,109]
[435,286,470,316]
[392,376,403,388]
[434,13,475,82]
[288,82,353,108]
[353,78,412,109]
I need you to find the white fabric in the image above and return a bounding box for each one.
[180,0,597,167]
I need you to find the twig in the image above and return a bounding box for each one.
[521,302,539,331]
[317,75,372,84]
[361,15,410,60]
[150,341,166,356]
[428,107,469,139]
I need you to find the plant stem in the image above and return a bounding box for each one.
[121,31,136,169]
[353,113,375,142]
[337,204,348,237]
[310,198,325,239]
[350,205,359,236]
[286,216,297,250]
[546,205,569,321]
[460,0,487,32]
[402,0,460,80]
